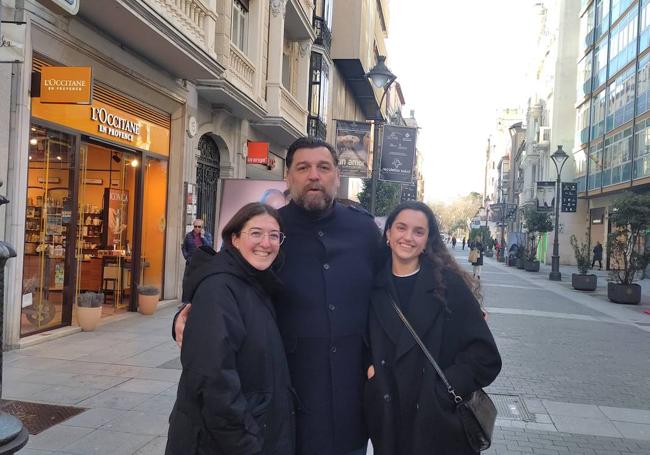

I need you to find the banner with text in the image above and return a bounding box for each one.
[379,125,417,183]
[335,120,371,178]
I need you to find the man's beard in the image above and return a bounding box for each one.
[291,184,334,213]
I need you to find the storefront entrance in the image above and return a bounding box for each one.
[20,125,168,336]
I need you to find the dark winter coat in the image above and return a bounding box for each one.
[166,246,294,455]
[593,243,603,261]
[365,258,502,455]
[276,201,382,455]
[471,241,484,266]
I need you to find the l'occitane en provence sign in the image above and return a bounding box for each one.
[31,97,170,157]
[40,66,93,104]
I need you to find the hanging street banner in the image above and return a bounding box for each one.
[379,125,417,183]
[561,182,578,212]
[400,183,417,202]
[335,120,371,178]
[536,181,555,212]
[0,22,27,63]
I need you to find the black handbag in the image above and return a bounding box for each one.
[389,298,497,452]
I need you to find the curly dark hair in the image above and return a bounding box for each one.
[383,201,481,309]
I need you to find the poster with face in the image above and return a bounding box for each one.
[335,120,372,178]
[536,181,555,212]
[216,179,289,250]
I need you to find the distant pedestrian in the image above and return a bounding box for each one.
[592,241,603,270]
[181,218,213,303]
[462,236,466,250]
[471,236,484,279]
[451,236,457,248]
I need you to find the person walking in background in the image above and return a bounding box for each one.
[451,236,457,249]
[166,203,294,455]
[181,218,213,264]
[471,236,484,279]
[364,202,501,455]
[592,241,603,270]
[462,236,466,250]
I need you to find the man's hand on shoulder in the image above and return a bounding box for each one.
[175,303,191,348]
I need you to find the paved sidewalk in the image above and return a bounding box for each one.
[5,306,181,454]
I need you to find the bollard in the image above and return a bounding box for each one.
[0,181,28,453]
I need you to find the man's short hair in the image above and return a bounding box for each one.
[286,137,338,169]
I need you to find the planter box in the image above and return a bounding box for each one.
[138,293,160,315]
[76,306,102,331]
[524,260,540,272]
[607,282,641,305]
[516,258,525,269]
[571,273,597,291]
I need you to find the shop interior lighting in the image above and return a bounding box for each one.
[29,138,37,146]
[130,159,139,167]
[56,156,62,160]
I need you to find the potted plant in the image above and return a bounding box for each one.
[137,285,160,315]
[522,207,553,272]
[569,235,597,291]
[516,244,526,269]
[606,192,650,304]
[76,292,103,331]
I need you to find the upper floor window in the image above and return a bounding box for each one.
[595,0,611,39]
[232,0,249,53]
[579,4,595,56]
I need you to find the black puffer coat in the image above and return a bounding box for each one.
[365,258,501,455]
[166,247,294,455]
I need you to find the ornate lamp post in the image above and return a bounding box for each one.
[549,145,569,281]
[366,56,397,216]
[0,181,29,453]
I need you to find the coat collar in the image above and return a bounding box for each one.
[372,257,445,362]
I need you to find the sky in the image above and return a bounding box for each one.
[386,0,540,204]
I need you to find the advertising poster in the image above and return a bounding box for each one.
[216,179,288,250]
[335,120,371,178]
[561,182,578,212]
[536,181,555,212]
[379,125,417,183]
[104,188,129,247]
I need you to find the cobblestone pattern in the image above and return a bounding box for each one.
[486,426,650,455]
[486,313,650,409]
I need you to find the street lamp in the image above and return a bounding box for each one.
[499,187,508,263]
[366,56,397,216]
[549,145,569,281]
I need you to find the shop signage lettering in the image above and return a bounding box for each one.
[91,107,141,142]
[40,66,93,104]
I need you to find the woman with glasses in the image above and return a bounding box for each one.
[166,202,294,455]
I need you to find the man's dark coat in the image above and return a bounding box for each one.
[365,259,501,455]
[276,201,381,455]
[166,247,294,455]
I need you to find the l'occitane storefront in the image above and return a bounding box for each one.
[21,59,171,336]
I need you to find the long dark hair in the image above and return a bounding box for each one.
[383,201,481,307]
[221,202,283,249]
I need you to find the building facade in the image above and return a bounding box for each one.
[575,0,650,268]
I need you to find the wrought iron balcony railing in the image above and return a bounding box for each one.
[308,116,327,140]
[313,16,332,53]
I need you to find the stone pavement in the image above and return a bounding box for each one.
[4,249,650,454]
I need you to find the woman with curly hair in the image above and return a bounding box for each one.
[364,201,501,455]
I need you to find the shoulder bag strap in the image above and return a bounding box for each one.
[389,295,463,404]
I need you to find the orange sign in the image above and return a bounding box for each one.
[40,67,93,104]
[247,141,269,164]
[32,97,170,157]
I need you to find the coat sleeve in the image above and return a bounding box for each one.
[181,234,189,260]
[441,274,502,401]
[180,276,263,455]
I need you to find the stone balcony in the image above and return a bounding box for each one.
[79,0,224,80]
[146,0,217,51]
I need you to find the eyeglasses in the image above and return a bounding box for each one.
[193,225,202,228]
[241,229,286,245]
